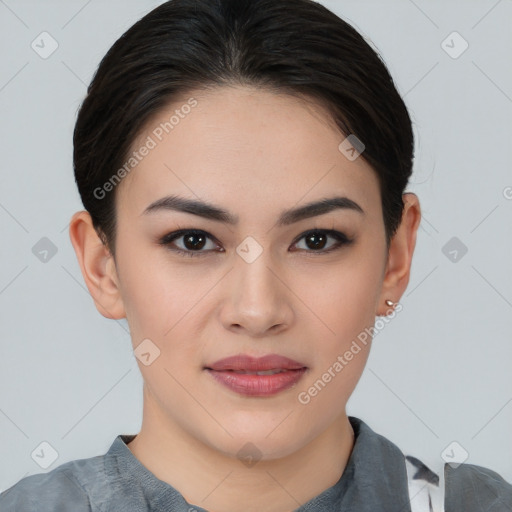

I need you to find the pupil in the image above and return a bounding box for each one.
[184,233,205,250]
[307,232,326,250]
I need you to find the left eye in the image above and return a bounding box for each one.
[158,229,352,257]
[291,230,351,253]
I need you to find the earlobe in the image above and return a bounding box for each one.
[68,211,126,320]
[377,193,421,315]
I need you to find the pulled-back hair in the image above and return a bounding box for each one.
[73,0,414,258]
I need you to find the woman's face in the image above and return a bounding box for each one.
[111,85,391,458]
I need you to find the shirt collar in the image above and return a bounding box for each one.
[106,416,410,512]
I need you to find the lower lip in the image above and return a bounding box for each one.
[205,368,307,396]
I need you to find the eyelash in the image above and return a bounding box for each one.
[158,228,354,258]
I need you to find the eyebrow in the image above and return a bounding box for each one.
[141,194,365,226]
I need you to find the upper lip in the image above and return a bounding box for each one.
[205,354,307,371]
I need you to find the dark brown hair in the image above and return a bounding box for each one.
[73,0,414,258]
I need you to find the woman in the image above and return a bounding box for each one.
[1,0,510,510]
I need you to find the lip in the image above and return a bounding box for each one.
[205,354,307,372]
[204,354,308,397]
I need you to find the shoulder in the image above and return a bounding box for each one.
[0,452,107,512]
[444,461,512,511]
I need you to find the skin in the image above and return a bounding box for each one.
[69,85,421,512]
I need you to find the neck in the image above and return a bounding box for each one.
[127,392,355,512]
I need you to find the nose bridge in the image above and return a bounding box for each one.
[235,241,280,305]
[224,238,291,334]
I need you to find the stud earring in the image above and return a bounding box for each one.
[378,299,398,317]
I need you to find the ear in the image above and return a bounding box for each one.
[377,193,421,316]
[68,210,126,320]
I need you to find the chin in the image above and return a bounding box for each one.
[205,426,309,463]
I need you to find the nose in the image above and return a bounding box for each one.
[219,248,294,338]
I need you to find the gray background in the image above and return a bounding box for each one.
[1,0,511,493]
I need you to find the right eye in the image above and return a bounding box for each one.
[158,229,223,258]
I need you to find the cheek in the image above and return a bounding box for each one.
[116,244,211,375]
[114,240,183,340]
[296,244,384,399]
[296,271,376,417]
[300,256,383,341]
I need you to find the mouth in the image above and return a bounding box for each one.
[203,354,308,396]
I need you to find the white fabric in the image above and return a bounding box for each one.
[405,456,445,512]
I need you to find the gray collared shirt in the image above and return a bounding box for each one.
[1,416,511,511]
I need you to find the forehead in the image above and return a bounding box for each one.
[116,86,380,220]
